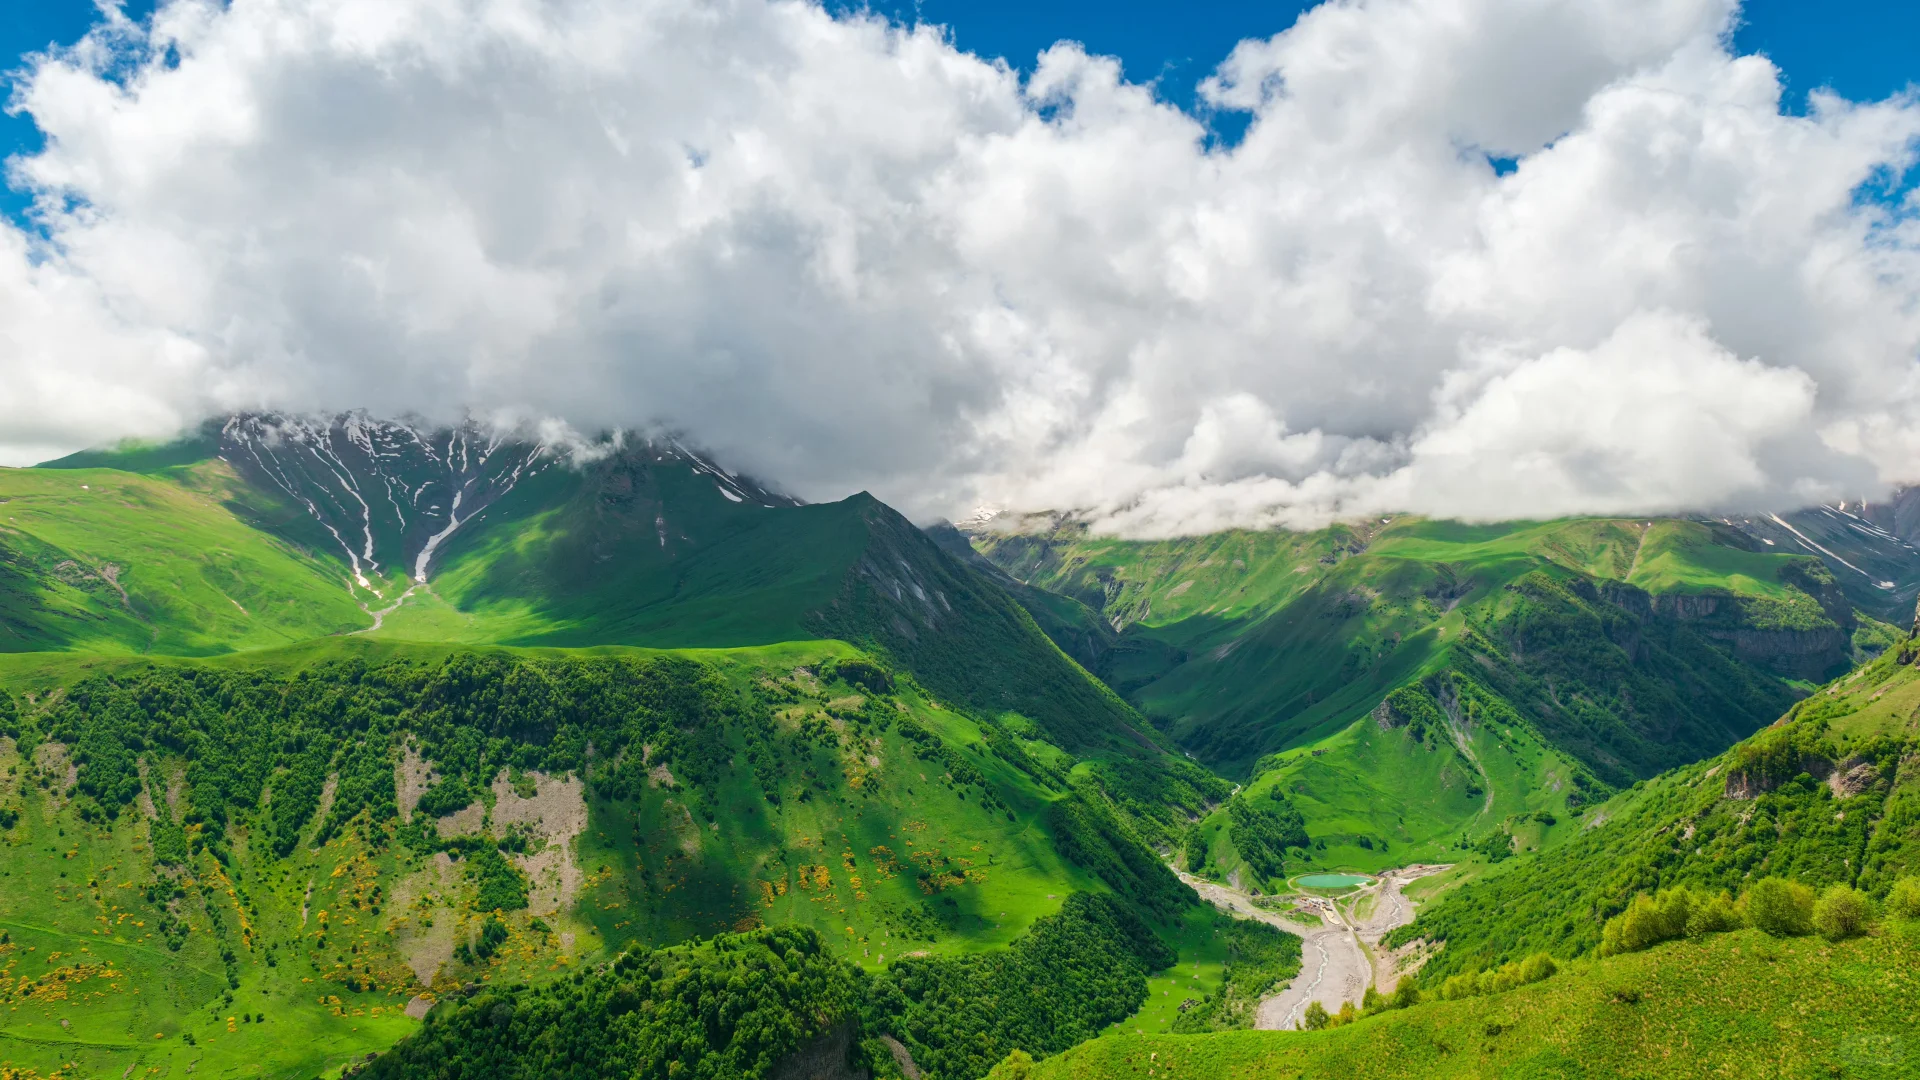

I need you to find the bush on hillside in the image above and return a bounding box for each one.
[467,847,530,912]
[985,1049,1037,1079]
[1600,889,1691,955]
[1439,952,1557,1000]
[820,656,894,695]
[1888,877,1920,920]
[369,926,864,1080]
[1599,887,1744,956]
[1046,788,1193,917]
[1686,890,1743,936]
[1301,1001,1330,1030]
[1169,916,1303,1033]
[1181,824,1206,874]
[1743,877,1815,937]
[1813,884,1869,941]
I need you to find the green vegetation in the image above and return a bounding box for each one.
[9,423,1916,1080]
[0,624,1230,1079]
[1385,640,1920,982]
[367,926,865,1080]
[1435,951,1557,1000]
[1165,917,1301,1033]
[1222,789,1307,888]
[969,516,1847,875]
[972,517,1839,774]
[871,893,1176,1080]
[1743,876,1816,937]
[1018,927,1919,1079]
[0,462,368,653]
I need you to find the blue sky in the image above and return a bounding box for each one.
[4,1,1915,165]
[0,0,1914,221]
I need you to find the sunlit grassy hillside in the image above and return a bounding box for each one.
[1022,925,1919,1080]
[0,462,369,653]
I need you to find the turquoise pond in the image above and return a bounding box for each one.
[1296,874,1371,889]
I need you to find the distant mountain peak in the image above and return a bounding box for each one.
[216,412,796,589]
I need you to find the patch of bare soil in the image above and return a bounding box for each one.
[435,799,485,838]
[1372,937,1434,995]
[391,854,460,988]
[395,742,437,824]
[164,765,184,821]
[32,742,76,812]
[134,758,159,821]
[404,995,434,1020]
[879,1035,923,1080]
[491,770,588,915]
[313,773,339,834]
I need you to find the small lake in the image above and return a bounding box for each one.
[1297,874,1371,889]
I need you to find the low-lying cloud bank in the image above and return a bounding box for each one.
[3,0,1918,536]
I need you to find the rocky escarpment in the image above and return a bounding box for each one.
[1725,752,1886,800]
[1599,567,1854,682]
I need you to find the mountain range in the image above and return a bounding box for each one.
[0,413,1913,1080]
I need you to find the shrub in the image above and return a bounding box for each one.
[1685,890,1743,936]
[473,915,511,961]
[1887,877,1920,921]
[1302,1001,1330,1030]
[1389,981,1421,1009]
[1600,889,1692,955]
[1743,878,1815,937]
[1440,952,1558,999]
[1515,952,1557,984]
[1813,884,1869,941]
[985,1049,1036,1080]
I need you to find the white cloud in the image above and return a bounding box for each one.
[2,0,1918,536]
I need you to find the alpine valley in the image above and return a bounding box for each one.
[0,414,1915,1080]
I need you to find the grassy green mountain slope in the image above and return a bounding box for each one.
[969,515,1856,880]
[1024,640,1920,1080]
[1380,637,1920,983]
[1185,673,1603,881]
[0,416,1253,1079]
[1020,924,1918,1080]
[0,462,369,654]
[972,516,1847,776]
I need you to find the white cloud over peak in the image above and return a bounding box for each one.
[2,0,1918,536]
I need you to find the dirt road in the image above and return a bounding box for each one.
[1175,864,1447,1030]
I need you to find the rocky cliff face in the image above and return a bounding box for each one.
[1601,571,1853,682]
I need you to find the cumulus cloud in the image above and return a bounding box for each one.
[2,0,1918,535]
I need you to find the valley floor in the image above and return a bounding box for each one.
[1173,864,1444,1029]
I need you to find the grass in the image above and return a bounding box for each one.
[1024,926,1920,1079]
[0,463,368,654]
